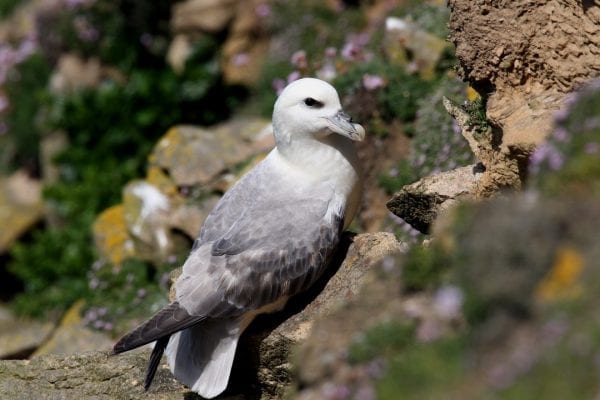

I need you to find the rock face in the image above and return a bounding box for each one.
[386,165,481,233]
[93,117,273,267]
[0,233,405,399]
[0,305,54,360]
[0,171,43,254]
[448,0,600,149]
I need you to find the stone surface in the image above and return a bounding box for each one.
[386,165,481,233]
[150,119,272,187]
[33,301,113,357]
[171,0,238,33]
[0,351,187,399]
[93,117,273,266]
[0,304,54,360]
[0,233,404,399]
[383,16,449,79]
[221,0,270,86]
[448,0,600,149]
[0,171,43,254]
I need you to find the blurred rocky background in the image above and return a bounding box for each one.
[0,0,598,399]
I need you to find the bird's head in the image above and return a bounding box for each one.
[273,78,365,146]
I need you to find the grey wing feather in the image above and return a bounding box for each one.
[177,158,346,317]
[112,302,204,354]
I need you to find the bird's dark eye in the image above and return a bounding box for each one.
[303,97,323,108]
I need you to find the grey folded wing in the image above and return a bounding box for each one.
[112,302,204,354]
[177,162,346,318]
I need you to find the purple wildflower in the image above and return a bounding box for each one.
[0,95,8,113]
[287,70,301,84]
[255,3,271,18]
[139,33,153,49]
[316,62,336,81]
[73,16,100,42]
[552,127,569,142]
[584,142,599,154]
[290,50,307,69]
[272,78,286,95]
[362,74,385,90]
[232,52,250,66]
[433,285,463,319]
[325,46,337,58]
[64,0,96,9]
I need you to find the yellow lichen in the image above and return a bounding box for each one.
[466,86,479,101]
[146,167,178,197]
[92,205,136,268]
[535,246,585,303]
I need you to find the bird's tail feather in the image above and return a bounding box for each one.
[165,318,241,399]
[144,335,170,390]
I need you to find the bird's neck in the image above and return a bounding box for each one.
[274,134,361,194]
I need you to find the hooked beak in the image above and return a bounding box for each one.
[324,110,365,141]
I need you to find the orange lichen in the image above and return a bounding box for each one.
[92,205,136,268]
[146,166,178,197]
[466,86,479,101]
[535,246,585,303]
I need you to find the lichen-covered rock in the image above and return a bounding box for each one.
[221,0,270,86]
[33,301,113,357]
[1,233,404,399]
[0,351,187,399]
[386,164,481,233]
[171,0,238,34]
[93,117,273,266]
[0,171,43,254]
[0,305,54,360]
[149,119,272,187]
[93,205,136,267]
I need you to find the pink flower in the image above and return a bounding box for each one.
[362,74,385,90]
[232,52,250,66]
[287,70,301,83]
[290,50,307,69]
[0,95,8,113]
[255,3,271,18]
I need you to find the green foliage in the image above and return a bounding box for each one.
[9,221,93,317]
[376,338,466,400]
[402,243,448,291]
[268,0,365,61]
[463,95,490,136]
[531,79,600,197]
[2,53,52,173]
[0,0,20,18]
[378,159,415,194]
[348,320,415,364]
[84,258,169,332]
[391,1,451,38]
[409,77,474,179]
[6,0,245,318]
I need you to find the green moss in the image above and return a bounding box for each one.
[410,77,474,179]
[377,338,466,400]
[1,53,52,174]
[402,243,448,292]
[0,0,20,17]
[463,95,490,137]
[5,0,245,318]
[501,339,597,400]
[86,258,169,330]
[378,159,415,194]
[390,1,451,38]
[348,320,415,364]
[532,80,600,197]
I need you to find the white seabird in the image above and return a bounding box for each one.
[113,78,365,398]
